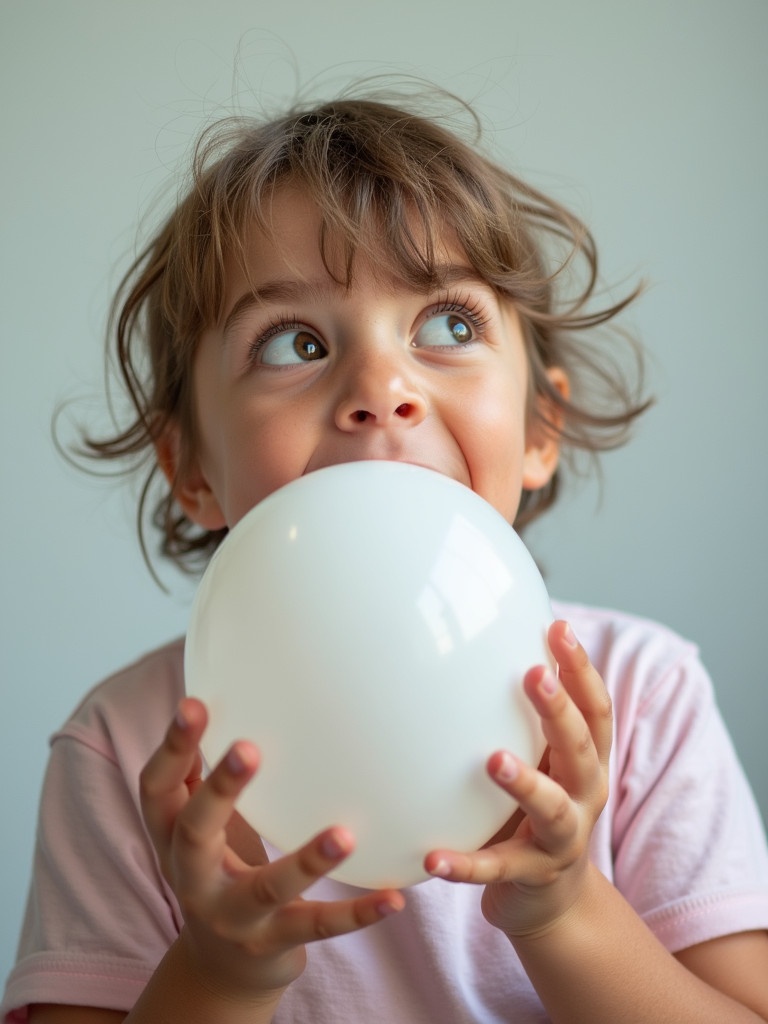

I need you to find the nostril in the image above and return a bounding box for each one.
[350,405,411,423]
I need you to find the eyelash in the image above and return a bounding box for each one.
[429,294,491,339]
[245,293,492,365]
[247,317,306,364]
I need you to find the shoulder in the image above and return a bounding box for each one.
[551,600,707,708]
[562,606,768,949]
[552,600,700,666]
[552,601,729,792]
[3,643,187,1018]
[53,637,186,774]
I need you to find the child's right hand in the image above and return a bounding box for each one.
[139,698,405,1008]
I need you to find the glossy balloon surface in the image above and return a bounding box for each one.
[185,462,552,888]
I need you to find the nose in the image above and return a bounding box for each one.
[334,349,427,431]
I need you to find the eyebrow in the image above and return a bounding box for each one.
[222,278,338,335]
[220,265,491,336]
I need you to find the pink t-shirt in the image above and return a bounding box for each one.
[4,602,768,1022]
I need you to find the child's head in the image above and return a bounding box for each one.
[84,91,649,574]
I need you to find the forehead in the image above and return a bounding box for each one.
[220,185,480,312]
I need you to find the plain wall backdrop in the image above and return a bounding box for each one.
[1,0,766,980]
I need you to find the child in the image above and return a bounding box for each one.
[4,92,768,1023]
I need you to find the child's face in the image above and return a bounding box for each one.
[164,188,563,532]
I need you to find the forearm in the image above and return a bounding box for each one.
[125,935,284,1024]
[510,864,763,1024]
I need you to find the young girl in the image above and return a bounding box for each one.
[4,93,768,1023]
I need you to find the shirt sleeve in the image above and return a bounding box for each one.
[2,729,182,1019]
[609,637,768,952]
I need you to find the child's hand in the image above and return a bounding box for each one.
[140,699,404,1005]
[424,620,612,939]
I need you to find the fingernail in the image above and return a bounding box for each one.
[494,752,519,783]
[320,830,348,860]
[563,623,578,648]
[539,668,559,697]
[174,704,190,731]
[377,898,402,917]
[429,858,451,878]
[225,745,248,775]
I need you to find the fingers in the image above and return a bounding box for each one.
[265,861,405,949]
[276,891,405,947]
[520,664,596,805]
[241,827,358,915]
[142,702,406,942]
[488,749,576,846]
[548,620,613,770]
[425,750,577,884]
[177,781,406,946]
[141,699,265,893]
[172,737,261,894]
[425,620,611,887]
[254,825,406,944]
[140,698,211,855]
[518,620,610,814]
[139,702,405,996]
[209,822,404,937]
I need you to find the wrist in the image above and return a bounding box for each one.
[178,926,292,1013]
[496,858,597,945]
[482,853,594,944]
[127,933,290,1024]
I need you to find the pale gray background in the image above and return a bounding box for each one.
[1,0,766,980]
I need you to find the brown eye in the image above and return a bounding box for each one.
[260,329,328,365]
[293,331,325,361]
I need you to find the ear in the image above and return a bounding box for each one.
[521,367,570,491]
[155,421,227,531]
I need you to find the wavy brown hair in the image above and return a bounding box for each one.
[80,90,651,575]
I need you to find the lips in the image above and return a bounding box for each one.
[304,433,472,490]
[306,453,445,478]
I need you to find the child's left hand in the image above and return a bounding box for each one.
[424,620,612,939]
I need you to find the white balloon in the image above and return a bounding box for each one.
[185,462,552,889]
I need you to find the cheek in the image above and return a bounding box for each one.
[219,409,317,525]
[476,473,526,525]
[456,384,529,520]
[465,382,528,462]
[190,337,321,525]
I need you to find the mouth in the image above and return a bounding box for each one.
[307,455,447,478]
